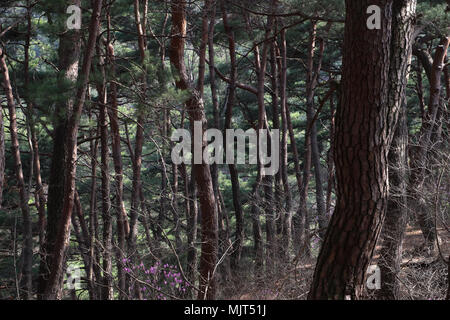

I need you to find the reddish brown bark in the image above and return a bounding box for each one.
[169,0,218,300]
[1,46,33,299]
[44,0,102,299]
[38,0,82,298]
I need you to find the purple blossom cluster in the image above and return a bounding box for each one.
[122,259,189,300]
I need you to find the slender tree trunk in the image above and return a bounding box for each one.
[96,52,113,300]
[128,0,147,265]
[1,46,33,299]
[410,36,449,252]
[221,1,244,272]
[278,29,292,259]
[169,0,218,300]
[376,0,416,299]
[23,4,46,251]
[106,37,129,299]
[325,91,336,221]
[88,117,100,300]
[310,33,327,241]
[296,21,318,257]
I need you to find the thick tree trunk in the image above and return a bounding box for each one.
[1,46,33,299]
[43,0,102,299]
[38,0,82,298]
[308,0,394,300]
[169,0,218,300]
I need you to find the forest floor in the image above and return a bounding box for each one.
[228,223,450,300]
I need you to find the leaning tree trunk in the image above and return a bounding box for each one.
[169,0,218,300]
[376,0,416,300]
[0,46,33,299]
[308,0,395,300]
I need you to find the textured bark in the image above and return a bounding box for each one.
[38,0,82,298]
[309,0,394,300]
[377,0,416,299]
[43,0,102,299]
[377,105,408,300]
[170,0,218,300]
[0,80,3,208]
[1,46,33,299]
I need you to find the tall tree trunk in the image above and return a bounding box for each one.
[0,76,3,208]
[128,0,147,265]
[88,114,100,300]
[221,0,244,273]
[308,0,395,300]
[0,46,33,299]
[278,29,293,259]
[310,32,327,241]
[376,0,416,299]
[23,3,46,251]
[43,0,102,299]
[169,0,218,300]
[96,51,113,300]
[106,35,129,299]
[295,21,318,257]
[38,0,82,298]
